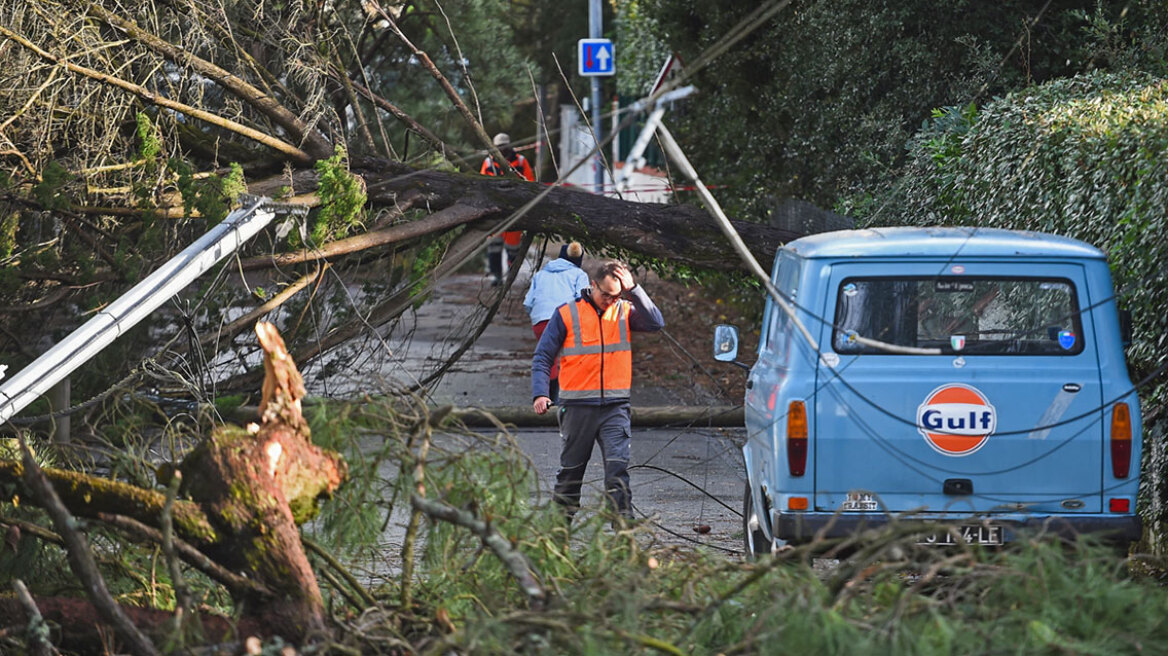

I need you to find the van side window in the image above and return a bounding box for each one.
[767,251,801,356]
[832,276,1084,356]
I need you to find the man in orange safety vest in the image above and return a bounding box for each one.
[480,132,534,286]
[531,261,665,523]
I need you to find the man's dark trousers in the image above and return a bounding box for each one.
[554,402,632,519]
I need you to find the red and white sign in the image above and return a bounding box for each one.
[916,384,997,456]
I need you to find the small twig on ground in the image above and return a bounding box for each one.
[303,536,377,608]
[0,515,63,546]
[317,562,368,612]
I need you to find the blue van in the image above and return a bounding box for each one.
[714,227,1141,554]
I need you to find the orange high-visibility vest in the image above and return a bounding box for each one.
[557,298,632,401]
[481,153,533,245]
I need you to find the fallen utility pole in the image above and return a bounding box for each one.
[0,197,290,424]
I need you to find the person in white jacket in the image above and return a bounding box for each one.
[523,242,588,402]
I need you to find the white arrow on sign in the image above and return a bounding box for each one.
[595,44,611,71]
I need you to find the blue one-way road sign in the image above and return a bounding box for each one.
[578,38,615,77]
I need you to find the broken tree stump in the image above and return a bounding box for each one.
[177,321,347,635]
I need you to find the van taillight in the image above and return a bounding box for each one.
[1111,402,1132,479]
[787,401,808,477]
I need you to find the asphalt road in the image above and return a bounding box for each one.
[508,423,748,556]
[322,253,753,565]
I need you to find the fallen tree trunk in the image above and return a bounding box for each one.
[451,405,745,428]
[223,403,745,428]
[0,596,264,656]
[247,162,802,274]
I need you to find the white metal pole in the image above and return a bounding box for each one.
[590,0,604,194]
[612,97,620,182]
[654,123,939,357]
[0,198,278,424]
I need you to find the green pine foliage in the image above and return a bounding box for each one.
[360,403,1168,655]
[308,147,367,246]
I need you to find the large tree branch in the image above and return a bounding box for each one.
[237,201,497,271]
[84,4,334,160]
[354,162,798,272]
[0,25,313,164]
[0,460,218,546]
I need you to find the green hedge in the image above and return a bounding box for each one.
[848,70,1168,553]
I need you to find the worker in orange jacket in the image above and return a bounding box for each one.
[481,132,534,286]
[531,261,665,522]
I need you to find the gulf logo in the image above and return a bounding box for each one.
[916,384,997,457]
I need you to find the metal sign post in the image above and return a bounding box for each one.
[581,0,612,194]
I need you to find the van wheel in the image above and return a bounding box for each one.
[743,482,772,559]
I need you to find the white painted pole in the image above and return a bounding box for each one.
[654,123,939,357]
[0,198,277,424]
[590,0,604,194]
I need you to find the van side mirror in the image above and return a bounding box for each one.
[714,324,740,362]
[713,324,750,370]
[1119,309,1133,349]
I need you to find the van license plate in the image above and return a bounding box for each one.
[918,525,1003,546]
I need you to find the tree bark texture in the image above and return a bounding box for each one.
[175,323,346,635]
[355,162,800,273]
[0,596,263,656]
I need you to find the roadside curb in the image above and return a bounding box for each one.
[222,403,743,428]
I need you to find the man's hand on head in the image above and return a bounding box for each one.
[533,396,552,415]
[613,264,635,293]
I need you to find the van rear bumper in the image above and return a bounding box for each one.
[775,512,1142,544]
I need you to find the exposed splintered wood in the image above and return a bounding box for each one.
[0,322,349,643]
[177,322,347,635]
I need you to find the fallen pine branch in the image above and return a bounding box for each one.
[18,437,161,656]
[410,493,548,610]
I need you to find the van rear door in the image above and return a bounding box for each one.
[813,261,1103,515]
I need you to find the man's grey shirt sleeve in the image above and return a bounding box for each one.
[627,285,665,332]
[531,309,566,399]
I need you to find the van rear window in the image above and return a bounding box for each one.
[832,277,1084,356]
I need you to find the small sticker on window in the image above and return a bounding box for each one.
[843,283,858,296]
[936,280,975,293]
[1058,330,1076,350]
[950,335,966,351]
